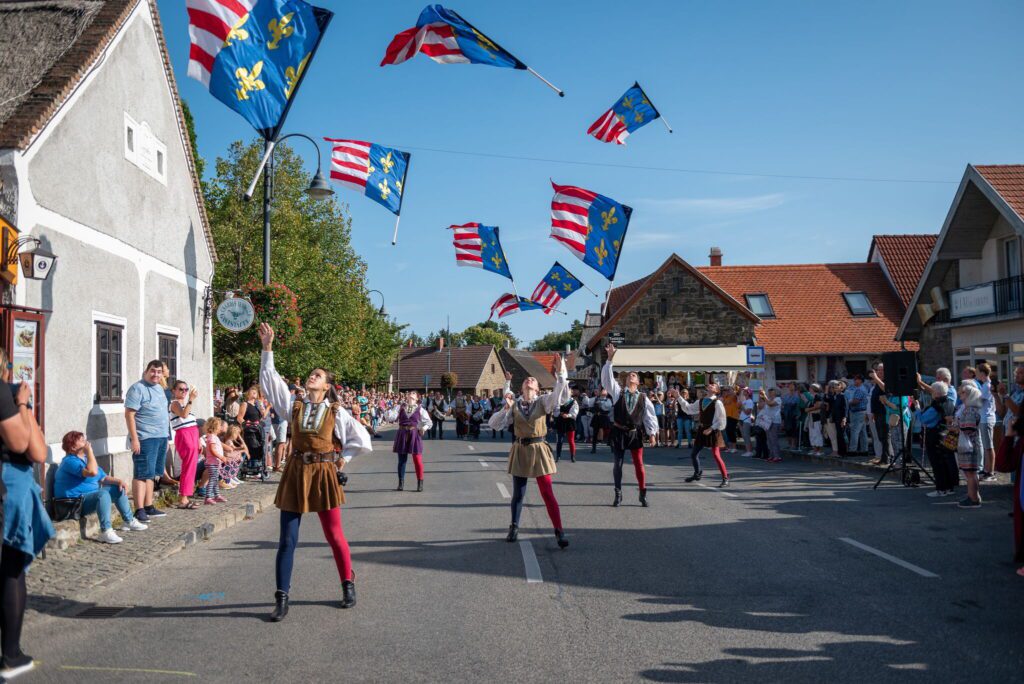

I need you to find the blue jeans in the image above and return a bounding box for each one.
[81,485,134,531]
[849,411,868,453]
[132,437,168,480]
[676,416,692,444]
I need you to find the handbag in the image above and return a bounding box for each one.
[941,427,959,452]
[51,496,84,522]
[994,436,1022,474]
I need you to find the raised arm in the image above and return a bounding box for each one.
[601,343,623,403]
[488,392,515,431]
[334,408,373,462]
[258,323,292,420]
[540,356,570,414]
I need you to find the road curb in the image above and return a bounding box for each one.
[27,486,279,626]
[781,448,885,474]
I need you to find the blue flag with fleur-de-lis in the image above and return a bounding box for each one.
[189,0,332,139]
[550,182,633,281]
[451,223,513,280]
[530,262,584,312]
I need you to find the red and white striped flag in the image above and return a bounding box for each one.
[489,293,521,320]
[186,0,256,87]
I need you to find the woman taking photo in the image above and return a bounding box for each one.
[0,346,49,680]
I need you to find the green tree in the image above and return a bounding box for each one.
[461,320,520,349]
[531,319,583,351]
[206,139,403,387]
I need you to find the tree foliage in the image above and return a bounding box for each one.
[206,139,403,387]
[417,320,519,350]
[530,319,583,351]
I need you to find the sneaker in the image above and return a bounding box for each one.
[98,528,123,544]
[742,451,753,457]
[942,490,957,497]
[122,518,148,531]
[214,496,228,503]
[231,478,242,485]
[957,498,981,509]
[134,508,150,524]
[926,490,945,498]
[145,505,167,518]
[0,653,35,679]
[982,473,998,483]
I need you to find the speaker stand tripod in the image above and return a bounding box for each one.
[873,415,934,489]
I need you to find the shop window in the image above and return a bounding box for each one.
[159,333,178,385]
[842,292,876,316]
[744,294,775,318]
[774,361,797,381]
[96,323,124,403]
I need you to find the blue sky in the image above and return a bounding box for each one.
[159,0,1024,345]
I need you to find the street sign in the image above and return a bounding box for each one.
[746,345,765,365]
[423,374,431,386]
[609,331,625,344]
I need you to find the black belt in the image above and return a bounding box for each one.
[298,451,342,465]
[613,423,638,432]
[516,437,545,446]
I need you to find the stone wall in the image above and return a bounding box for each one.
[475,348,508,396]
[917,324,953,374]
[596,262,756,356]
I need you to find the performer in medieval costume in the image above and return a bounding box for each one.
[453,391,470,439]
[590,388,613,453]
[258,324,372,622]
[554,388,580,463]
[488,358,571,548]
[490,390,507,439]
[392,392,433,492]
[601,344,659,507]
[678,381,730,487]
[427,392,448,440]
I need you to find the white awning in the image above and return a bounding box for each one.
[612,346,752,372]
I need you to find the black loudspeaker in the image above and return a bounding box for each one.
[881,351,918,397]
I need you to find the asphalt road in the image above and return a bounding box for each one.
[20,429,1024,683]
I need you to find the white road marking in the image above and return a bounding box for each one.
[838,537,939,578]
[695,482,738,498]
[519,540,543,583]
[467,444,475,451]
[478,459,489,468]
[496,482,511,499]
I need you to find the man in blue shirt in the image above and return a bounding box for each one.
[54,433,147,543]
[847,375,870,454]
[125,360,170,523]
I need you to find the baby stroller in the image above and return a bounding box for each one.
[239,418,271,481]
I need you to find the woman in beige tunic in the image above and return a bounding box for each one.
[488,356,571,548]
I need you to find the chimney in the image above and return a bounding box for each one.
[438,337,445,352]
[709,246,723,267]
[503,339,511,349]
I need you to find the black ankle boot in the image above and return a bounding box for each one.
[640,488,649,507]
[270,590,289,622]
[506,524,519,542]
[685,471,703,482]
[341,580,356,609]
[719,477,730,488]
[555,529,569,549]
[613,489,622,507]
[416,479,423,492]
[397,479,404,491]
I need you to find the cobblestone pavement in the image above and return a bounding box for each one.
[25,475,281,624]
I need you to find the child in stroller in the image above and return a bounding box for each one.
[240,417,270,481]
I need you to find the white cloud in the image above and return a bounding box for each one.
[636,193,786,215]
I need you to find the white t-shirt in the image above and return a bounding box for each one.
[739,398,754,423]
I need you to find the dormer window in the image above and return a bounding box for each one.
[843,291,876,316]
[744,293,775,318]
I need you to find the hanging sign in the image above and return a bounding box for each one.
[216,296,255,332]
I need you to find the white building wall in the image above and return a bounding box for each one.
[7,2,214,471]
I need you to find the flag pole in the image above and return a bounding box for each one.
[391,214,402,246]
[526,67,564,97]
[392,152,412,246]
[580,281,600,297]
[244,141,276,201]
[659,115,674,134]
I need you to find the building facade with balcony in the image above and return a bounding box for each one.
[898,165,1024,380]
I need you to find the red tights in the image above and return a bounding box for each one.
[316,508,353,582]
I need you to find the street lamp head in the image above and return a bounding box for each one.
[378,304,387,317]
[306,169,335,200]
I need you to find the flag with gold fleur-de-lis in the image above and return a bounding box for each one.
[450,223,513,280]
[530,262,584,314]
[588,82,663,145]
[187,0,332,139]
[550,182,632,280]
[324,139,410,215]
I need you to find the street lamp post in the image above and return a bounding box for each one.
[367,289,387,317]
[246,133,335,286]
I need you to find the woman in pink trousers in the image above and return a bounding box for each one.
[169,380,201,509]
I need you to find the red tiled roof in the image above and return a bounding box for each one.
[974,165,1024,222]
[870,234,937,306]
[697,263,916,355]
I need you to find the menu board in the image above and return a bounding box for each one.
[11,319,36,384]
